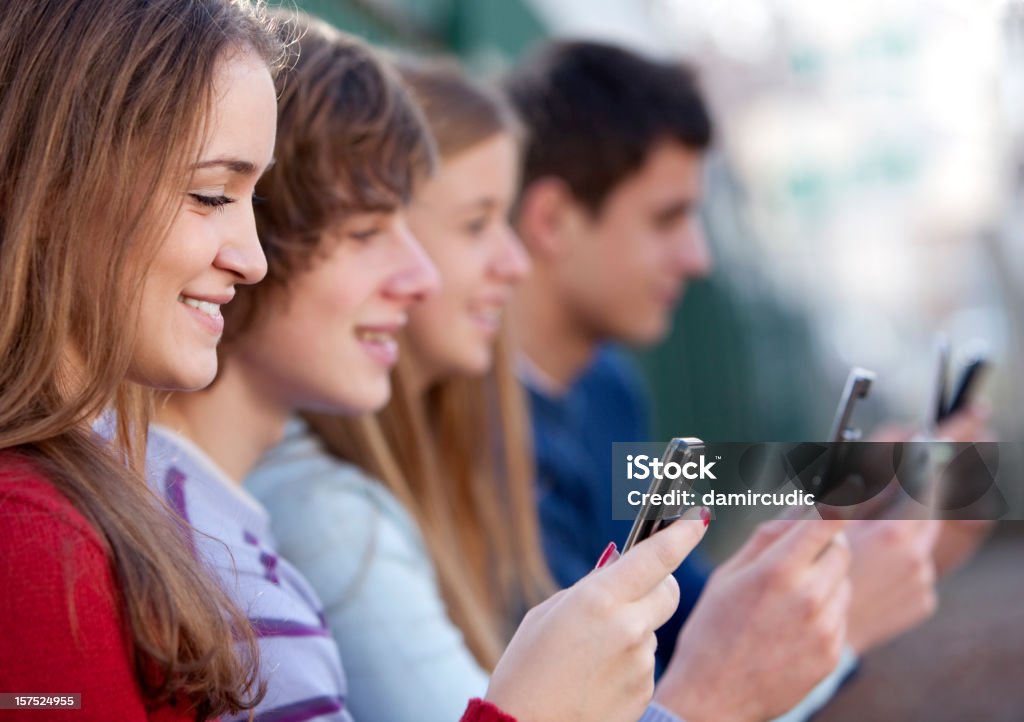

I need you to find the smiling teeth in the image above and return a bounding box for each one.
[474,308,501,322]
[179,295,222,319]
[357,330,394,343]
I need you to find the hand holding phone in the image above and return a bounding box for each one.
[489,508,708,722]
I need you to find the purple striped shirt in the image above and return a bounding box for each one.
[146,425,353,722]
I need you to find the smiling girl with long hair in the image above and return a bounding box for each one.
[0,1,282,719]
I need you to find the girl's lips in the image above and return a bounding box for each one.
[468,299,505,335]
[469,310,501,336]
[355,324,403,367]
[358,334,399,367]
[179,297,225,337]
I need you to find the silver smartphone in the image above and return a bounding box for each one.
[814,367,875,498]
[827,367,875,443]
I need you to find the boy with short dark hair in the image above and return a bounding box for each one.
[506,39,715,664]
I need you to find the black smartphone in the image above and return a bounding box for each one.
[940,354,990,422]
[622,437,704,553]
[927,335,951,427]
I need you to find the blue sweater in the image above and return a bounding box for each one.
[524,345,709,668]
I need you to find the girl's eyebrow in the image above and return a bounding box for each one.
[458,197,497,212]
[191,157,260,176]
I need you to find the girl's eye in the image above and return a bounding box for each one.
[189,193,236,209]
[348,228,380,243]
[464,217,488,236]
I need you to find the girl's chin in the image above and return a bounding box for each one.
[172,364,219,393]
[455,348,494,378]
[328,376,392,416]
[126,357,218,392]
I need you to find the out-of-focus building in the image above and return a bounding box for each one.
[281,0,1023,448]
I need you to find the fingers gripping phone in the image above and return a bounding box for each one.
[623,437,704,553]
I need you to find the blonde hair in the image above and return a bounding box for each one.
[0,1,283,717]
[308,330,553,668]
[306,58,553,670]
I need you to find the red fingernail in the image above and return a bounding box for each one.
[700,507,711,528]
[595,541,617,569]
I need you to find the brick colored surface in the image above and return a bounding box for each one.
[817,526,1024,722]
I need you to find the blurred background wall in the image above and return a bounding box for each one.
[275,0,1024,451]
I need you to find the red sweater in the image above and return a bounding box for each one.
[462,699,518,722]
[0,455,516,722]
[0,456,200,721]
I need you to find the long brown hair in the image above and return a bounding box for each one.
[305,58,554,670]
[0,1,283,717]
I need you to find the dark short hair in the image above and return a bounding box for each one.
[504,40,712,213]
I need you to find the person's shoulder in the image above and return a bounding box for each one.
[575,344,649,406]
[0,454,165,719]
[279,456,407,530]
[581,344,644,387]
[250,420,401,515]
[0,452,103,547]
[570,345,653,441]
[0,452,119,637]
[250,434,436,615]
[248,426,425,563]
